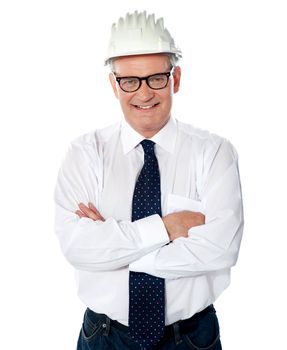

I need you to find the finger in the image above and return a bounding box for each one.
[78,203,101,221]
[75,210,88,218]
[78,203,91,213]
[78,203,97,218]
[88,202,105,221]
[88,202,98,213]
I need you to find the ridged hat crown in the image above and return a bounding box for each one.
[105,11,182,65]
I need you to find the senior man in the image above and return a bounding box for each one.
[54,11,243,350]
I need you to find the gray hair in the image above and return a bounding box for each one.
[108,53,179,72]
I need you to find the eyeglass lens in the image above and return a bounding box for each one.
[119,73,169,92]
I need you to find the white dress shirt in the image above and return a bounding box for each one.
[54,117,243,326]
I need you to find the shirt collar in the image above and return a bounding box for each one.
[120,117,177,155]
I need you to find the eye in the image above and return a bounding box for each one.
[149,74,166,83]
[121,78,139,88]
[148,74,168,88]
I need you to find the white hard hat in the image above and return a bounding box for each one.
[104,11,182,65]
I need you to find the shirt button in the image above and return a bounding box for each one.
[102,323,107,328]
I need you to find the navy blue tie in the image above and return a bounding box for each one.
[129,140,165,349]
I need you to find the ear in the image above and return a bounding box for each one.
[172,66,181,94]
[109,73,119,99]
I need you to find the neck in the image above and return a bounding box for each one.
[131,118,171,139]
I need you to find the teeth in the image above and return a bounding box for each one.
[139,105,153,109]
[136,104,157,109]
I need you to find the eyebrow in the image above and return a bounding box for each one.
[113,68,173,78]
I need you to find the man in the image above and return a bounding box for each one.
[54,11,243,350]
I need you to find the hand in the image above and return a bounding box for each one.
[162,210,205,241]
[75,202,105,221]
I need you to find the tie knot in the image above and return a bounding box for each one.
[141,139,155,155]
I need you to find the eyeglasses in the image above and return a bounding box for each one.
[114,70,173,93]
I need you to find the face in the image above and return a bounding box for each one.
[109,54,181,138]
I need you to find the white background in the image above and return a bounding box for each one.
[0,0,286,349]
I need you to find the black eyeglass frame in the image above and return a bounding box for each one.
[114,70,173,93]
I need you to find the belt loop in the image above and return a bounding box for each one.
[173,322,183,346]
[102,315,110,336]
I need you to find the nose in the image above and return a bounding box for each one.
[136,80,155,100]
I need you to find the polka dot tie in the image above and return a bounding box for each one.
[129,140,165,349]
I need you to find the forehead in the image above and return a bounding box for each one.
[113,54,170,76]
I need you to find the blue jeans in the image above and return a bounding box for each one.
[77,305,222,350]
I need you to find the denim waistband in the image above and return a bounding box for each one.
[85,304,214,336]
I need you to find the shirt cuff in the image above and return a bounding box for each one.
[133,214,169,249]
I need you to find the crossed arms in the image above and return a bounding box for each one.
[54,134,243,279]
[76,202,205,241]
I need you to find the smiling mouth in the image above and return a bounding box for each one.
[132,103,159,110]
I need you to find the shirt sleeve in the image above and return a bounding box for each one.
[54,135,169,272]
[129,137,244,279]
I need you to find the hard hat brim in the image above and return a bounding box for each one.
[104,50,182,66]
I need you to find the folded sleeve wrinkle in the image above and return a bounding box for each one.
[54,135,169,272]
